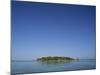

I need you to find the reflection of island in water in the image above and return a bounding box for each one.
[37,56,79,64]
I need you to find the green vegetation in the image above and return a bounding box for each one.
[37,56,78,63]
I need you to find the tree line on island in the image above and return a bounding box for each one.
[37,56,79,63]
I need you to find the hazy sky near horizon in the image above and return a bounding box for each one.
[12,1,96,60]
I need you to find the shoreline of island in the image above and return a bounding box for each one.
[37,56,79,63]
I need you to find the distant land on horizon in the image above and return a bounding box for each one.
[12,56,96,61]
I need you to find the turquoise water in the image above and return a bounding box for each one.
[11,59,96,75]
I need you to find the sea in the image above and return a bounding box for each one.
[11,59,96,75]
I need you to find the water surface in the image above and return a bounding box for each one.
[11,59,96,75]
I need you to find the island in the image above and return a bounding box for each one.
[37,56,78,63]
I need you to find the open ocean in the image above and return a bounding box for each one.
[11,59,96,75]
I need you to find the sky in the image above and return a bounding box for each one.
[11,1,96,60]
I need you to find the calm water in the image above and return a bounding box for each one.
[11,59,96,75]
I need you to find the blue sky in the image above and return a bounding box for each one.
[11,1,96,60]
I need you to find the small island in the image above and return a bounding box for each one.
[37,56,78,63]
